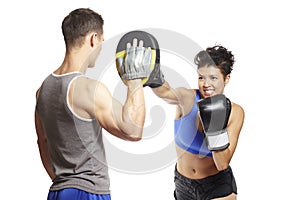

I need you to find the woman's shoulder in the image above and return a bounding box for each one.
[231,101,245,119]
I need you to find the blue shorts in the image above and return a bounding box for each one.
[47,188,111,200]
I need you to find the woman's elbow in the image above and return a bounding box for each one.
[215,162,229,171]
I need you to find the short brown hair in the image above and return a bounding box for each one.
[62,8,104,50]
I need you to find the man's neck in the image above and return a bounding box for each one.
[54,51,89,75]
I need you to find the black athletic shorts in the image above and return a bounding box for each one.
[174,165,237,200]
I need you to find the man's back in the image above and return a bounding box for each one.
[36,72,110,194]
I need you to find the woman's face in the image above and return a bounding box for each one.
[197,65,230,98]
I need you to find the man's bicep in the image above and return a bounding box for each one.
[93,83,124,134]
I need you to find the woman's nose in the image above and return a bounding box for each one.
[203,79,211,86]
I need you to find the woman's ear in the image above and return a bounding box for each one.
[225,74,230,85]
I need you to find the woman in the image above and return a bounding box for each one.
[152,45,244,200]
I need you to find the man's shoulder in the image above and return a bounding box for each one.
[73,76,109,96]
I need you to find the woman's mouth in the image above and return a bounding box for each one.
[203,89,214,97]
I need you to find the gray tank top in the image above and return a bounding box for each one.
[36,72,110,194]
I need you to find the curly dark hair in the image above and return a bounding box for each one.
[194,45,235,78]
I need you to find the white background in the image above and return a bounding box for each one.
[1,0,299,199]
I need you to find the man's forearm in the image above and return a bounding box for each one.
[123,79,146,140]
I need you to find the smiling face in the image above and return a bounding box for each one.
[198,65,230,98]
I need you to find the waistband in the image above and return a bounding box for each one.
[175,165,232,185]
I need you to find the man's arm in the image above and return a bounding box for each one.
[34,90,55,180]
[93,79,146,141]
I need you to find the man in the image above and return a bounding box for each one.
[35,8,149,200]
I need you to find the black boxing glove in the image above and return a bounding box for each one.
[197,94,231,151]
[144,61,165,88]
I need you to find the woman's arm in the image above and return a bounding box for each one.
[212,103,245,171]
[152,81,190,105]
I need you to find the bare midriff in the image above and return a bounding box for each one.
[176,146,219,180]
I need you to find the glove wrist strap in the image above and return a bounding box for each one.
[205,130,230,151]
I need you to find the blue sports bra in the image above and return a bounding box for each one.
[174,90,212,157]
